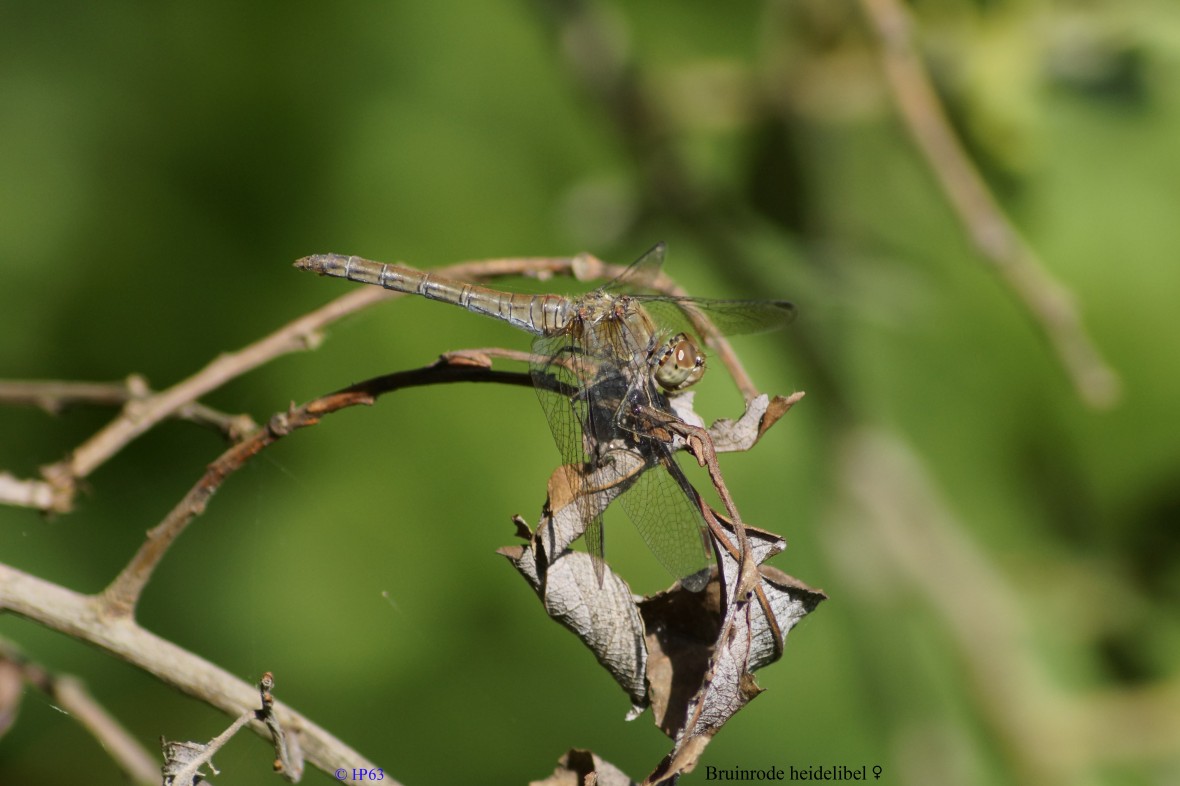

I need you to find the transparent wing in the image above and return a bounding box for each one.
[530,333,590,469]
[611,366,715,590]
[530,330,612,576]
[614,440,713,591]
[639,296,796,337]
[600,242,667,294]
[600,243,795,337]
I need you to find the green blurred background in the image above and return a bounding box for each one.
[2,2,1178,784]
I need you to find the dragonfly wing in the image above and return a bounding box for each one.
[614,440,713,591]
[600,245,795,337]
[608,372,714,590]
[531,331,613,580]
[640,296,796,337]
[601,242,667,294]
[531,335,584,461]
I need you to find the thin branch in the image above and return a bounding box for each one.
[0,638,158,785]
[438,347,542,367]
[101,354,533,617]
[33,285,389,514]
[0,377,258,437]
[857,0,1121,409]
[0,378,150,412]
[838,428,1180,782]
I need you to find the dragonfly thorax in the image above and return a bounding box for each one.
[652,332,706,391]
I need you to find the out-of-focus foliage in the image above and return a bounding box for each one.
[1,1,1177,784]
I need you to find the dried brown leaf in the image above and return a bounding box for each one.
[639,582,722,736]
[530,748,637,786]
[707,392,804,454]
[501,523,648,710]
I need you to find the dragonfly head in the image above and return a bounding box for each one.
[653,332,706,391]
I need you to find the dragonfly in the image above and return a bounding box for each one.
[294,243,794,591]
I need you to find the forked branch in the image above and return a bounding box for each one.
[102,354,534,616]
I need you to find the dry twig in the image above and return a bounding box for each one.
[857,0,1121,409]
[0,638,158,785]
[101,354,534,616]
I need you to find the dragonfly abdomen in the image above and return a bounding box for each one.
[295,253,572,336]
[416,275,570,337]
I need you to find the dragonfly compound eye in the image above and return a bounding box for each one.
[653,333,706,391]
